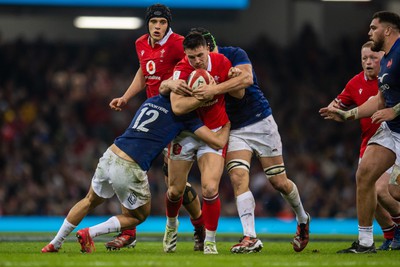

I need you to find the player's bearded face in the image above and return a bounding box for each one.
[369,19,385,53]
[185,46,209,70]
[371,35,384,52]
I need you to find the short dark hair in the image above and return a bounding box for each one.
[183,33,207,50]
[372,11,400,30]
[189,27,217,51]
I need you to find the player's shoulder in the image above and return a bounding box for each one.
[169,32,184,42]
[349,71,366,83]
[136,34,150,46]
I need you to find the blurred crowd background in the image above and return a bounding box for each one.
[0,1,389,220]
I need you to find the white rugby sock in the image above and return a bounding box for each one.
[280,181,308,223]
[205,229,216,242]
[359,225,374,247]
[236,191,256,238]
[50,219,76,249]
[167,216,179,228]
[89,216,121,238]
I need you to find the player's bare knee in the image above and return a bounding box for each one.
[226,159,250,184]
[167,188,184,200]
[264,164,287,191]
[202,185,218,197]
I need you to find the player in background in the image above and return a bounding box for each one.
[108,4,204,251]
[320,11,400,253]
[159,33,244,254]
[41,93,230,253]
[321,41,400,250]
[189,28,310,253]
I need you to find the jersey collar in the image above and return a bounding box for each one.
[149,28,174,47]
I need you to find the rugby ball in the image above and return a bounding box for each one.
[187,69,214,90]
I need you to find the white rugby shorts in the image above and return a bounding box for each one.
[368,122,400,166]
[228,115,282,157]
[169,128,224,161]
[91,148,151,210]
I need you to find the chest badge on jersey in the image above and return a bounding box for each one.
[387,59,392,68]
[359,88,363,95]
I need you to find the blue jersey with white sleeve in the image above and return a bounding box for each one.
[379,38,400,133]
[114,94,203,171]
[218,46,272,130]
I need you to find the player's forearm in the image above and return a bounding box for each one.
[159,80,172,95]
[392,103,400,117]
[123,69,146,100]
[339,95,379,120]
[213,72,252,95]
[195,122,230,150]
[171,95,202,115]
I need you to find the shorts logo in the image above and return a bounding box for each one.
[128,193,137,205]
[172,143,182,155]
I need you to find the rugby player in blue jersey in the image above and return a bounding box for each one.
[189,28,310,253]
[320,11,400,253]
[41,93,230,253]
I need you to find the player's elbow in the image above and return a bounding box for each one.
[208,140,225,150]
[243,72,254,87]
[171,104,188,116]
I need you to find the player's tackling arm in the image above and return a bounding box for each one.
[170,91,209,116]
[194,122,231,150]
[320,91,383,121]
[109,68,146,111]
[192,64,252,100]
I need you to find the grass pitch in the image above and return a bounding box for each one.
[1,233,400,267]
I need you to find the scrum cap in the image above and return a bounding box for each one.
[145,4,172,30]
[189,27,217,51]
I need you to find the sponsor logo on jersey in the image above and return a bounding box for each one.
[378,73,388,84]
[200,98,218,107]
[146,60,156,75]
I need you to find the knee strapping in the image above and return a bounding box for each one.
[183,183,198,205]
[264,164,286,179]
[226,159,250,173]
[162,162,168,177]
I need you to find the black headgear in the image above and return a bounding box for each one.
[145,4,172,31]
[189,27,217,51]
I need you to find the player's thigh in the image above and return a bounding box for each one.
[359,144,395,183]
[109,158,151,211]
[198,153,224,191]
[168,159,193,190]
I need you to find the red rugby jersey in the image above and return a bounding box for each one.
[173,52,231,129]
[336,71,380,157]
[135,30,185,98]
